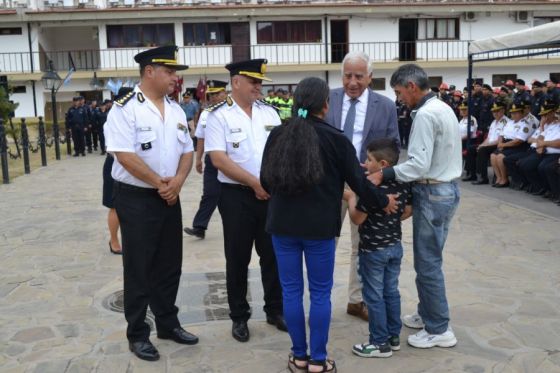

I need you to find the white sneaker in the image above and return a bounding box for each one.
[403,313,425,329]
[407,328,457,349]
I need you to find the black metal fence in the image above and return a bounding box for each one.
[0,117,71,184]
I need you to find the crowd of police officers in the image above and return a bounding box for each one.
[65,95,112,157]
[431,78,560,205]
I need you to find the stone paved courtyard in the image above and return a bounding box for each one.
[1,153,560,373]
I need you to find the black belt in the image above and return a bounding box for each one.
[221,182,253,192]
[114,181,158,194]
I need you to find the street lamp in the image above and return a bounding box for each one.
[41,60,63,159]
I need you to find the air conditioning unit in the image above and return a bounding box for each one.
[464,12,477,22]
[515,11,530,23]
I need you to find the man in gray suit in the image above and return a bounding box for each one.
[325,51,399,321]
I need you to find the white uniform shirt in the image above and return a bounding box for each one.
[204,97,281,184]
[487,116,510,143]
[526,113,540,134]
[459,116,478,139]
[529,127,543,149]
[542,122,560,154]
[341,89,368,159]
[104,86,194,188]
[194,110,209,139]
[502,117,533,142]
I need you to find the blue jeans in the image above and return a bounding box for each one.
[359,242,403,345]
[412,181,460,335]
[272,235,335,362]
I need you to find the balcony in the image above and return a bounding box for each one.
[1,41,559,74]
[1,0,554,10]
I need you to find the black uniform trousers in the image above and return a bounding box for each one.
[520,153,560,195]
[192,154,221,230]
[84,125,93,152]
[71,126,86,155]
[504,148,534,187]
[98,124,106,153]
[91,125,99,150]
[114,182,183,342]
[218,183,283,322]
[465,144,496,181]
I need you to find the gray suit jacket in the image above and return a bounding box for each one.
[325,87,400,163]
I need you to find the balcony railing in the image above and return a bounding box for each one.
[1,41,559,74]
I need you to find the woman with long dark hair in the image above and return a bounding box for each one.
[261,77,396,373]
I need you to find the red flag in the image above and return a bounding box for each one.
[196,76,207,103]
[172,77,183,101]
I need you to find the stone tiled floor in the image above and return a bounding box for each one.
[1,153,560,373]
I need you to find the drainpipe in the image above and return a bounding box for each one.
[27,22,37,117]
[324,15,329,84]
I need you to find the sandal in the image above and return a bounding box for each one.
[308,359,336,373]
[288,353,309,373]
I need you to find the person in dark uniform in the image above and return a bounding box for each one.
[396,99,412,149]
[104,46,198,362]
[90,100,100,151]
[514,79,531,103]
[478,84,495,135]
[79,97,93,153]
[66,96,88,157]
[97,99,111,155]
[470,81,483,124]
[183,80,228,239]
[204,59,287,343]
[531,81,545,120]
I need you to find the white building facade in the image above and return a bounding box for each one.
[0,0,559,118]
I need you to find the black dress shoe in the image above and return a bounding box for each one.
[266,314,288,332]
[472,179,489,185]
[157,327,199,345]
[462,176,476,182]
[232,321,249,342]
[494,182,510,188]
[129,340,160,361]
[183,227,205,239]
[531,189,546,196]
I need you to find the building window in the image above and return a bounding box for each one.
[417,19,458,40]
[11,86,26,93]
[107,24,175,48]
[492,74,517,87]
[257,21,322,44]
[183,23,231,46]
[0,27,22,35]
[370,78,386,91]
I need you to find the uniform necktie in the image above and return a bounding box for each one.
[343,98,357,142]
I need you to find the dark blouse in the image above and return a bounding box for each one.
[261,116,390,240]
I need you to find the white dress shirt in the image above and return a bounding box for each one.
[204,97,281,184]
[194,110,208,139]
[341,89,368,159]
[459,116,478,139]
[104,85,194,188]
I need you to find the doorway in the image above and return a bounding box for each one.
[399,19,417,62]
[330,20,348,63]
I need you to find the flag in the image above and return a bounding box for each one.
[195,76,207,103]
[62,52,76,86]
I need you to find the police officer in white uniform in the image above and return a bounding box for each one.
[104,45,198,362]
[204,59,286,342]
[184,80,228,239]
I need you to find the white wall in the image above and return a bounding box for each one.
[0,23,36,73]
[10,82,37,118]
[460,13,530,41]
[349,17,399,43]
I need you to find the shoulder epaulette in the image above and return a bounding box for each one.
[205,96,234,112]
[258,99,279,111]
[115,91,136,107]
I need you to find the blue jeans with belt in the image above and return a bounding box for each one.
[272,235,335,362]
[412,181,460,335]
[359,242,403,345]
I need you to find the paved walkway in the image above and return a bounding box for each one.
[1,153,560,373]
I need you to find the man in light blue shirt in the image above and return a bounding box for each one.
[370,64,461,350]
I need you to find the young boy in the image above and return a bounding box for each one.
[344,138,412,358]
